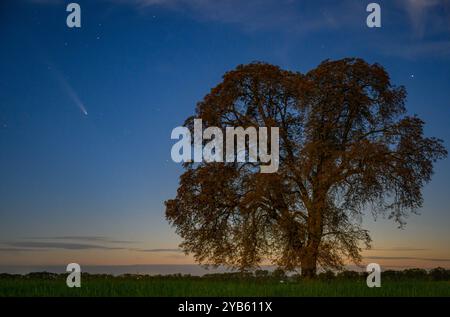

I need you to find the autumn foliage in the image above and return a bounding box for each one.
[165,58,447,277]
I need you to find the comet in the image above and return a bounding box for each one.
[61,78,88,116]
[47,61,88,116]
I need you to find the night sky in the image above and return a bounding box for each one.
[0,0,449,271]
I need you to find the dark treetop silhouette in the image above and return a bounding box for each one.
[165,58,447,278]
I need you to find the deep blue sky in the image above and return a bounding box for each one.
[0,0,449,269]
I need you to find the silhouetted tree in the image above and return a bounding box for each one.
[317,270,336,281]
[429,267,450,281]
[403,268,428,279]
[165,58,447,278]
[271,268,287,280]
[254,269,270,279]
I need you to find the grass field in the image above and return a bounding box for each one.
[1,277,449,297]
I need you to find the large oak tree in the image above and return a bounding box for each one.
[165,58,447,277]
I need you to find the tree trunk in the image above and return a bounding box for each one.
[301,241,319,278]
[302,198,323,278]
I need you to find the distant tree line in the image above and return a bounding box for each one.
[1,267,449,282]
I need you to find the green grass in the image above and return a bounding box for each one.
[1,277,449,297]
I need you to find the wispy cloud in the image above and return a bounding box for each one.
[379,40,450,59]
[396,0,450,38]
[0,248,49,252]
[24,236,135,244]
[135,248,182,252]
[106,0,364,34]
[29,0,450,37]
[1,236,132,251]
[364,256,450,262]
[369,247,430,252]
[0,237,181,254]
[27,0,63,4]
[114,0,450,36]
[108,0,450,60]
[29,0,450,60]
[5,241,125,250]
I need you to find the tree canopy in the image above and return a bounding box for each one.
[165,58,447,277]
